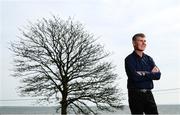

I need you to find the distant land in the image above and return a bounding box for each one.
[0,105,180,114]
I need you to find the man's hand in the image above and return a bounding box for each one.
[151,66,160,73]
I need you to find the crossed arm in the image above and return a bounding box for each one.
[136,66,161,80]
[125,58,161,81]
[137,66,160,76]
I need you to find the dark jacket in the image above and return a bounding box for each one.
[125,51,161,89]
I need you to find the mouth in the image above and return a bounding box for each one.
[142,45,146,48]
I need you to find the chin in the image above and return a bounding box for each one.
[140,48,146,51]
[137,49,145,51]
[142,48,145,51]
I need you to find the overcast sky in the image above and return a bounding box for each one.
[0,0,180,106]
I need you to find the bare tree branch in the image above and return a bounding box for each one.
[10,16,124,115]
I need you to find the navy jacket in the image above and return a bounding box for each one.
[125,51,161,89]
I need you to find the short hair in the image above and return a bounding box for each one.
[132,33,145,41]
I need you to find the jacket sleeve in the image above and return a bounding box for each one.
[144,71,161,80]
[144,56,161,80]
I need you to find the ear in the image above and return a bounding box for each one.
[132,41,136,47]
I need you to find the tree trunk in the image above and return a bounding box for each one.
[61,99,68,115]
[61,80,68,115]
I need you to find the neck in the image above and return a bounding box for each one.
[135,50,144,57]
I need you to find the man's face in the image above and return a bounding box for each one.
[133,37,146,51]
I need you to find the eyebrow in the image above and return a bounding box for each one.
[137,39,146,42]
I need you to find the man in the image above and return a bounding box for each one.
[125,33,161,114]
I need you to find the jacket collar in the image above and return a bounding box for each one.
[133,51,145,59]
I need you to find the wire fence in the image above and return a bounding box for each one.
[0,88,180,102]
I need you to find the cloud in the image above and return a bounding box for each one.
[126,5,180,35]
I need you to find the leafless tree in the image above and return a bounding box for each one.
[10,16,124,115]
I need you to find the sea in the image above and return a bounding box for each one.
[0,105,180,115]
